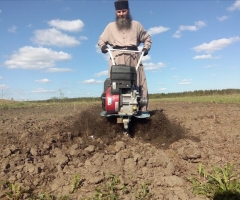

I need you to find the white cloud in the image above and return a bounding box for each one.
[35,78,51,83]
[0,76,3,80]
[192,37,240,53]
[0,84,9,90]
[79,36,88,40]
[8,25,17,33]
[81,79,103,84]
[173,21,206,38]
[94,70,108,77]
[148,26,170,36]
[61,7,70,12]
[217,15,229,22]
[230,66,238,69]
[178,79,192,85]
[193,54,213,59]
[142,55,151,62]
[44,68,74,73]
[204,65,213,68]
[158,88,167,91]
[95,44,101,54]
[144,62,166,71]
[32,28,80,47]
[27,23,33,28]
[48,19,84,32]
[227,0,240,11]
[95,44,111,61]
[5,46,71,70]
[31,88,56,93]
[0,10,2,13]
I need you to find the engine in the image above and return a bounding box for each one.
[101,65,147,116]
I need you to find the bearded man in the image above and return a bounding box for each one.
[98,0,152,111]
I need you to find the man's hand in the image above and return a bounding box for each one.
[101,45,108,54]
[142,48,148,56]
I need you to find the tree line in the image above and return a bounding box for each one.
[30,89,240,103]
[148,89,240,99]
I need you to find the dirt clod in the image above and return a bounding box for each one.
[1,102,240,199]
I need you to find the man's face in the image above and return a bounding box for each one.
[115,9,132,30]
[116,9,129,18]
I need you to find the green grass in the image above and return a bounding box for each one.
[2,94,240,110]
[188,163,240,200]
[0,99,99,110]
[1,173,154,200]
[70,174,84,194]
[89,173,154,200]
[151,94,240,104]
[0,100,30,109]
[2,182,25,200]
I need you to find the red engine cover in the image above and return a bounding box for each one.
[105,87,119,114]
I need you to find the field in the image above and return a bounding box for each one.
[0,97,240,199]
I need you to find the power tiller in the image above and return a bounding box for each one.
[100,49,150,134]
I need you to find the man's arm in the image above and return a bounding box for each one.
[98,24,110,49]
[137,23,152,51]
[98,24,112,53]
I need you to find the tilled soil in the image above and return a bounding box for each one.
[0,101,240,199]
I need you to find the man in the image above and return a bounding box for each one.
[98,0,152,111]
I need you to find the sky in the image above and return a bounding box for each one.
[0,0,240,101]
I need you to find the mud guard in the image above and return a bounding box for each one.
[134,111,150,118]
[100,111,150,118]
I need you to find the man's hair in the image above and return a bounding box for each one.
[115,11,132,30]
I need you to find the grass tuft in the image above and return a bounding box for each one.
[188,163,240,199]
[5,182,24,200]
[88,173,154,200]
[70,174,84,193]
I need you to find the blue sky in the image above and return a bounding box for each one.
[0,0,240,101]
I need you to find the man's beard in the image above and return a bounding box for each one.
[115,13,132,30]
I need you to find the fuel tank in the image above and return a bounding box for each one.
[105,86,119,114]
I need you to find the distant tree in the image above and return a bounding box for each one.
[59,88,65,99]
[0,88,10,99]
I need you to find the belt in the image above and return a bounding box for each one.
[113,46,138,51]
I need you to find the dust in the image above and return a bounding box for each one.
[65,105,192,149]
